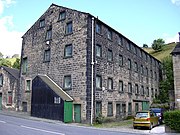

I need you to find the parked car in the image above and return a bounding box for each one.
[133,111,159,129]
[150,108,165,124]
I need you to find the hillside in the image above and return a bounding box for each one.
[143,42,177,61]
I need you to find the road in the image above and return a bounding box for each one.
[0,114,139,135]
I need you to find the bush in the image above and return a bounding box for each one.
[164,110,180,132]
[95,114,104,124]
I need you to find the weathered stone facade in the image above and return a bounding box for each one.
[171,34,180,109]
[0,66,19,111]
[20,4,161,123]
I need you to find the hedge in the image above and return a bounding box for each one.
[164,110,180,132]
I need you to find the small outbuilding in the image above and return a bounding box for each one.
[31,75,73,122]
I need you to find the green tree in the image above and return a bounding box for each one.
[143,44,148,48]
[158,56,174,103]
[12,58,20,69]
[0,59,12,67]
[152,38,165,51]
[0,52,3,59]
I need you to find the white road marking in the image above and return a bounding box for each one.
[0,120,6,123]
[20,125,65,135]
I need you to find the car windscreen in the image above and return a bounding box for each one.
[135,112,148,118]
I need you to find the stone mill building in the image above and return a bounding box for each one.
[19,3,162,123]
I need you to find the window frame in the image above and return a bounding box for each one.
[64,75,72,90]
[96,44,102,57]
[25,79,31,91]
[135,84,139,95]
[107,102,113,116]
[44,49,51,62]
[45,28,52,41]
[39,19,45,28]
[58,11,66,21]
[107,29,112,40]
[107,77,113,91]
[65,21,73,34]
[119,80,123,92]
[128,82,132,93]
[119,54,123,66]
[96,101,102,116]
[96,75,102,90]
[107,49,113,62]
[96,23,101,34]
[22,57,28,74]
[128,59,131,70]
[64,44,73,58]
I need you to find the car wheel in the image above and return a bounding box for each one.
[149,123,153,130]
[134,126,137,129]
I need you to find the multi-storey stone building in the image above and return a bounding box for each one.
[171,33,180,110]
[0,66,19,111]
[19,4,161,123]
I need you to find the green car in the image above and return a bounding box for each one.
[133,111,159,129]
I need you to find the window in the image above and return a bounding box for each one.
[96,75,102,89]
[151,88,154,98]
[135,103,139,112]
[119,80,123,92]
[96,101,102,116]
[0,74,3,86]
[141,86,144,95]
[147,87,149,96]
[135,84,139,94]
[154,72,157,80]
[26,80,31,91]
[96,44,102,57]
[45,28,52,40]
[118,36,122,45]
[134,62,138,72]
[58,11,66,20]
[119,55,123,66]
[128,59,131,70]
[54,97,61,104]
[96,23,101,34]
[128,83,132,93]
[66,21,73,34]
[107,29,112,40]
[150,70,153,78]
[107,102,113,116]
[39,19,45,28]
[7,91,12,105]
[22,57,27,74]
[64,75,72,89]
[44,49,50,62]
[108,78,113,90]
[116,104,121,116]
[107,49,113,61]
[127,42,131,51]
[128,102,132,115]
[64,44,72,57]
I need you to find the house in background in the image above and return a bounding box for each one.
[0,66,19,111]
[19,3,162,123]
[171,32,180,110]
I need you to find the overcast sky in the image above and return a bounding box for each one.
[0,0,180,57]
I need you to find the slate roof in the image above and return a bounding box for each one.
[171,42,180,55]
[1,66,19,80]
[38,74,73,101]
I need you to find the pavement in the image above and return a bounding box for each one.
[0,110,179,135]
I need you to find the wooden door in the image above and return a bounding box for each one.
[74,104,81,123]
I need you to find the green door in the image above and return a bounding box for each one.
[64,101,73,123]
[142,101,149,111]
[0,94,2,110]
[74,104,81,123]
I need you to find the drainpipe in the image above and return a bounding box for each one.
[91,17,95,125]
